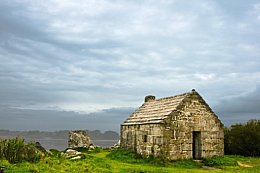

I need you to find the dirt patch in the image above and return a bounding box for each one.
[237,161,253,168]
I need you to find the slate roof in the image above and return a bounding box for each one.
[122,92,192,125]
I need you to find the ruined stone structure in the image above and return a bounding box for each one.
[68,130,92,148]
[121,89,224,160]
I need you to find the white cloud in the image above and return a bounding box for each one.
[194,73,216,81]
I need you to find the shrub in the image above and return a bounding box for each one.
[224,119,260,156]
[0,137,41,163]
[1,138,25,163]
[24,142,41,163]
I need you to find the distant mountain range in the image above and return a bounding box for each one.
[0,129,119,150]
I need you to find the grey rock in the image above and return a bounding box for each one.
[68,130,92,148]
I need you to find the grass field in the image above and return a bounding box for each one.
[0,149,260,172]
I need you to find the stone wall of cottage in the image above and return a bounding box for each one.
[162,93,224,160]
[121,92,224,160]
[121,124,164,157]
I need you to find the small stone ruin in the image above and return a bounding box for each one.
[68,130,92,148]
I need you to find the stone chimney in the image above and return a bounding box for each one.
[145,95,156,102]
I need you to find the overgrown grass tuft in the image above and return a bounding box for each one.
[0,138,41,164]
[106,148,143,163]
[203,155,244,167]
[172,159,202,169]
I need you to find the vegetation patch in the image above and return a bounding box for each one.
[172,159,201,169]
[107,148,201,169]
[106,148,166,165]
[0,137,41,164]
[1,150,260,172]
[1,135,260,172]
[224,119,260,156]
[203,155,242,167]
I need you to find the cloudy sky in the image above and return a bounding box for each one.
[0,0,259,132]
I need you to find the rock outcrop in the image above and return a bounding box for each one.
[68,130,92,148]
[62,148,83,160]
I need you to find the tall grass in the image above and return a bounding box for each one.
[0,137,41,163]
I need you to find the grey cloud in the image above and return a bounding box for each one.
[218,113,260,127]
[0,106,135,132]
[0,0,259,130]
[0,1,124,61]
[215,86,260,114]
[214,86,260,126]
[0,2,51,44]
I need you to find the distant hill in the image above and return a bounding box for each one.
[0,129,119,140]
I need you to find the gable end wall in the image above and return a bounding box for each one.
[162,93,224,160]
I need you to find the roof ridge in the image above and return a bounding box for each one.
[155,92,190,101]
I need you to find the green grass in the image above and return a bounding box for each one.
[203,155,260,172]
[0,149,260,172]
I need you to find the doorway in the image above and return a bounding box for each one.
[192,131,201,159]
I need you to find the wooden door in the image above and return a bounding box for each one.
[192,131,201,159]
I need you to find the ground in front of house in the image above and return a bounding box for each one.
[0,149,260,173]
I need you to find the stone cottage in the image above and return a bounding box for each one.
[120,89,224,160]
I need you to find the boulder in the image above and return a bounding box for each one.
[68,130,92,148]
[62,148,82,158]
[89,144,95,150]
[110,140,120,149]
[65,149,81,155]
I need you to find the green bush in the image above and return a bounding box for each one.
[224,119,260,156]
[0,138,41,163]
[24,142,41,163]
